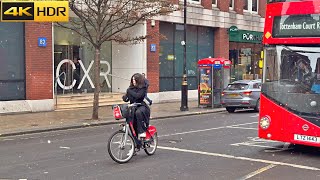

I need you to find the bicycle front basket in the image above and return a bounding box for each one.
[119,104,130,118]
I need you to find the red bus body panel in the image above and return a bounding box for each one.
[263,1,320,45]
[260,0,320,147]
[259,95,320,147]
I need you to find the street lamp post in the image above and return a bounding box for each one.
[180,0,188,111]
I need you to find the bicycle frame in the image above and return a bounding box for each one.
[109,103,158,163]
[113,103,157,149]
[121,118,155,149]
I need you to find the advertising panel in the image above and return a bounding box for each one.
[199,67,212,105]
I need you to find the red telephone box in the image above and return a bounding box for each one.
[198,58,232,107]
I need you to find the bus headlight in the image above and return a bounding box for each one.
[260,116,271,130]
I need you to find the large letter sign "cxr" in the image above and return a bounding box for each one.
[56,59,111,90]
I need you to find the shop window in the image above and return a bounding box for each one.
[0,23,25,101]
[159,22,214,92]
[244,0,258,13]
[54,19,112,95]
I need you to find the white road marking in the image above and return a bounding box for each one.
[264,143,293,153]
[227,127,257,130]
[158,146,320,171]
[250,114,259,118]
[230,137,294,152]
[231,143,285,150]
[159,126,226,137]
[159,122,258,137]
[230,137,275,146]
[59,146,71,149]
[238,164,276,180]
[227,122,258,127]
[230,137,288,151]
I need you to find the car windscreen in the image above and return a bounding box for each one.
[225,83,249,90]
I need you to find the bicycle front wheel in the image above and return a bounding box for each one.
[107,131,135,164]
[144,132,158,155]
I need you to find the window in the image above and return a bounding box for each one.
[252,0,258,12]
[262,45,320,119]
[212,0,217,7]
[268,0,301,3]
[244,0,248,10]
[191,0,200,3]
[226,83,249,90]
[229,0,234,10]
[0,23,25,101]
[253,83,261,89]
[244,0,258,13]
[159,22,214,92]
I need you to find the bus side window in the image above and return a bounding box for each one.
[311,58,320,94]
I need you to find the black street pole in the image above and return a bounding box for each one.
[180,0,188,111]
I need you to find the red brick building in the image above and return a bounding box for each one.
[147,0,266,102]
[0,23,54,114]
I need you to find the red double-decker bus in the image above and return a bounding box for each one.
[259,0,320,147]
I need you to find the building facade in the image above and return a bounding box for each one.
[0,0,266,113]
[0,23,54,113]
[147,0,266,102]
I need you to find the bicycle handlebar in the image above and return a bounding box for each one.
[127,103,142,107]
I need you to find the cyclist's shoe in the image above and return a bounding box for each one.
[138,132,146,139]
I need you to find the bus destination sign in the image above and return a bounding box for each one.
[273,14,320,38]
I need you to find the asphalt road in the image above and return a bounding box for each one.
[1,110,320,180]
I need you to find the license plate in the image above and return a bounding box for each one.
[228,94,238,97]
[294,134,320,143]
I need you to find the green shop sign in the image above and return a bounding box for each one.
[229,26,263,44]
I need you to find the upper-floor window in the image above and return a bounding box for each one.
[191,0,201,4]
[244,0,258,13]
[212,0,217,7]
[229,0,234,10]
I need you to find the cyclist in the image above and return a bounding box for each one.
[122,73,151,139]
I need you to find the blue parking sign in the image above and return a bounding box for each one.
[38,37,47,47]
[150,44,156,52]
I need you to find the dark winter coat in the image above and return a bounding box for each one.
[123,86,150,134]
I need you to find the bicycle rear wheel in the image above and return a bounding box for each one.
[107,131,135,163]
[144,132,158,155]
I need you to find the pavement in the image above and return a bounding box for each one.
[0,100,225,137]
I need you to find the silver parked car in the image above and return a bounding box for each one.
[221,79,261,113]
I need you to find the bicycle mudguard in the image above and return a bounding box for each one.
[147,125,157,137]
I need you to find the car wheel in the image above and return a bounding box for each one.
[226,107,236,113]
[254,99,260,112]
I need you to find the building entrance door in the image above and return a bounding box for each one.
[54,45,81,94]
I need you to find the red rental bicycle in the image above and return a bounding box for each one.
[107,103,158,164]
